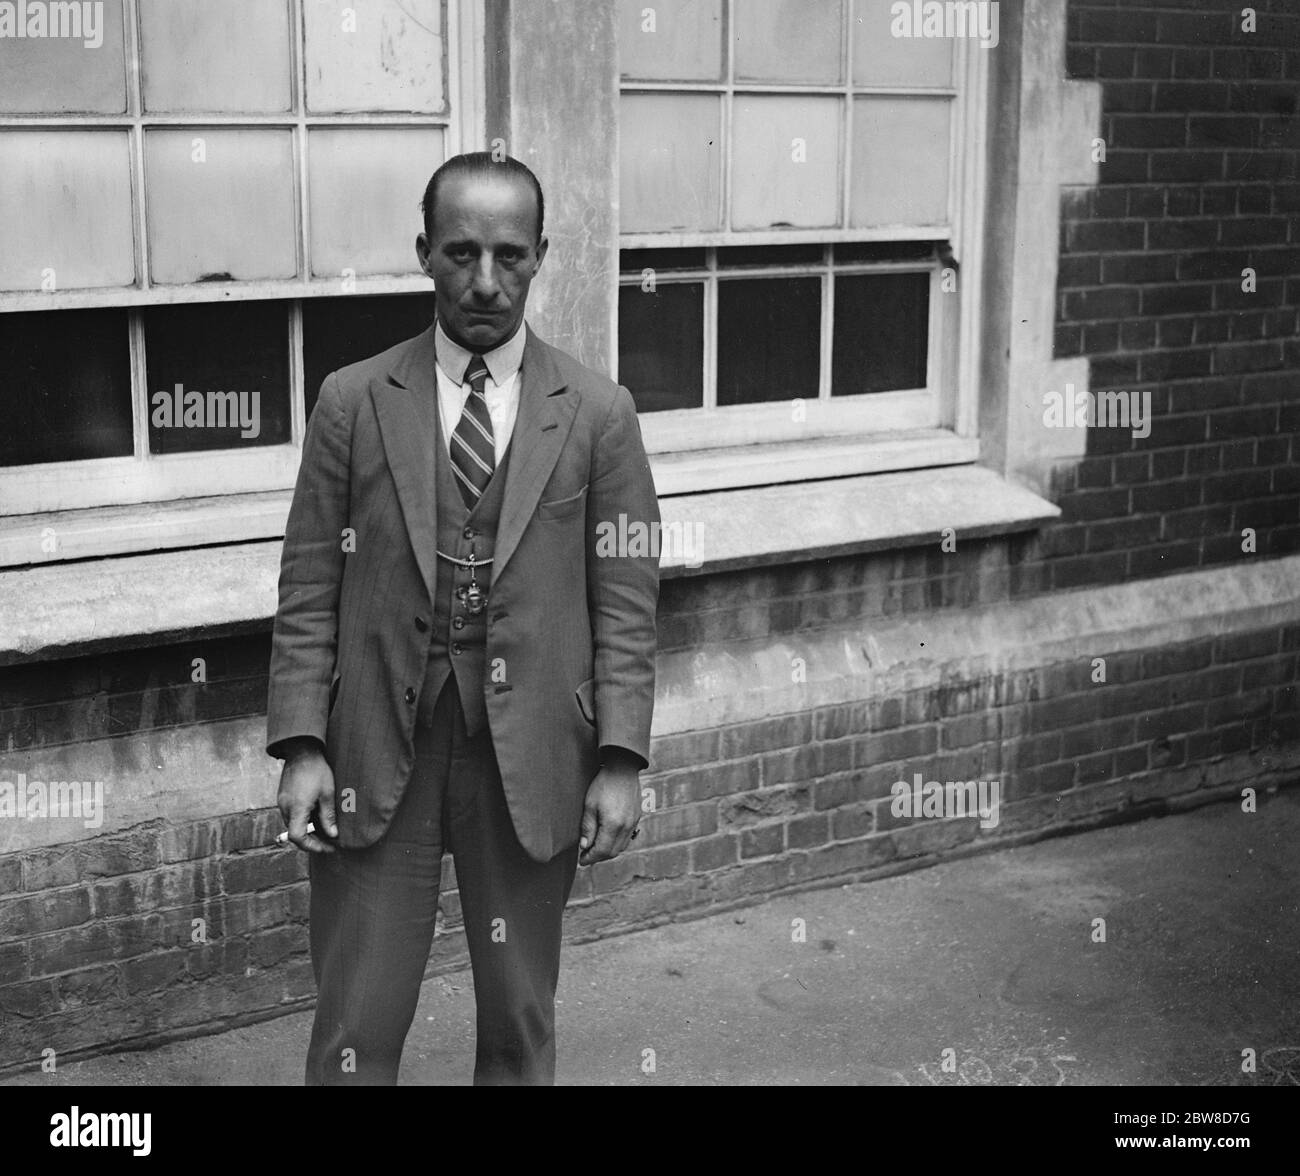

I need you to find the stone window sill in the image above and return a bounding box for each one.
[0,458,1057,664]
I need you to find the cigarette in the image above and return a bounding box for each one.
[275,822,315,846]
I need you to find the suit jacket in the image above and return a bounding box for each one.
[266,322,661,862]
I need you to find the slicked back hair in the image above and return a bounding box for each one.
[421,152,545,244]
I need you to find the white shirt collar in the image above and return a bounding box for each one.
[434,317,526,387]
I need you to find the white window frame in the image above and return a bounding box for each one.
[620,248,951,453]
[0,0,485,518]
[614,0,989,462]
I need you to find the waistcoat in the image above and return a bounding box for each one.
[416,389,513,737]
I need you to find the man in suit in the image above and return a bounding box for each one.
[266,152,661,1086]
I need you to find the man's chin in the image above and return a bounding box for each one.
[450,317,512,352]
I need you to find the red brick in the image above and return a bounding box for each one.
[220,849,308,894]
[812,765,905,810]
[1062,717,1137,760]
[719,712,811,758]
[1076,752,1117,786]
[852,724,939,770]
[639,801,717,846]
[722,778,809,825]
[91,861,216,919]
[0,977,59,1019]
[1031,692,1103,734]
[740,824,785,859]
[1028,762,1078,795]
[1214,629,1280,662]
[1007,732,1063,770]
[27,921,114,976]
[689,833,737,873]
[78,829,162,880]
[647,728,721,773]
[760,744,825,788]
[786,812,830,851]
[891,818,980,859]
[657,758,759,806]
[18,846,78,891]
[0,888,91,939]
[185,939,250,980]
[794,836,897,883]
[249,924,308,969]
[54,964,120,1008]
[832,803,876,840]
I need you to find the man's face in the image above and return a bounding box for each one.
[416,173,548,353]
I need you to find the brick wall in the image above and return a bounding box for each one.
[1032,0,1300,590]
[2,548,1296,1068]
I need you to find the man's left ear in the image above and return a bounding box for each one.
[533,236,549,274]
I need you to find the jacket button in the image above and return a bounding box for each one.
[451,642,463,656]
[452,616,465,630]
[404,687,416,704]
[463,526,476,540]
[414,616,428,632]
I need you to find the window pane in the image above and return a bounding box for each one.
[620,94,722,233]
[618,283,703,413]
[139,0,291,114]
[0,0,127,113]
[832,272,929,394]
[619,0,722,81]
[853,5,953,87]
[303,0,444,113]
[717,277,820,406]
[145,302,291,453]
[850,97,950,227]
[0,309,132,466]
[302,294,436,419]
[619,248,707,273]
[835,241,935,263]
[718,244,824,267]
[731,96,840,230]
[734,0,843,84]
[145,129,298,284]
[0,131,135,292]
[307,128,444,279]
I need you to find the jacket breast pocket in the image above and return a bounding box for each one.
[536,483,588,521]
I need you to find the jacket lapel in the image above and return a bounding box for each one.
[371,323,440,599]
[494,326,578,585]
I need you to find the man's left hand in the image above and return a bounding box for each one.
[579,753,642,866]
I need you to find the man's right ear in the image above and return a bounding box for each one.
[416,232,434,279]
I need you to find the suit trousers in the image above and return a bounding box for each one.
[304,677,580,1085]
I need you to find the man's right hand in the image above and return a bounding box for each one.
[276,742,339,853]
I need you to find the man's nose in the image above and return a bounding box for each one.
[470,255,501,301]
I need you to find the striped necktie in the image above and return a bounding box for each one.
[450,355,495,509]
